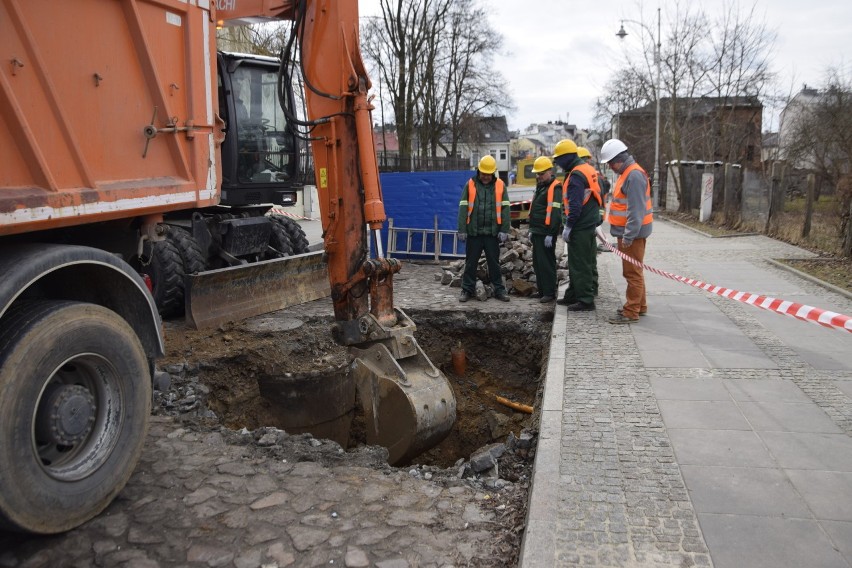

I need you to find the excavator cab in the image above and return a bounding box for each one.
[218,52,301,207]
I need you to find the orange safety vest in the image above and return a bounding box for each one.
[563,162,603,216]
[607,163,653,227]
[542,178,560,226]
[466,178,506,225]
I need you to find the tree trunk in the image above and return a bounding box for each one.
[844,199,852,258]
[802,173,815,238]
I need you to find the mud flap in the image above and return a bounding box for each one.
[185,251,329,329]
[350,340,456,465]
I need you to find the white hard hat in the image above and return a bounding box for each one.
[600,139,628,163]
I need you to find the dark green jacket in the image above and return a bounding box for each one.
[563,162,602,232]
[457,176,511,236]
[528,176,563,236]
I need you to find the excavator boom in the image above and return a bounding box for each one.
[216,0,456,464]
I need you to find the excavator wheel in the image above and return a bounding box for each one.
[264,217,294,259]
[269,214,310,254]
[168,227,207,275]
[135,237,186,318]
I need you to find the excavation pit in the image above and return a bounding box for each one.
[159,310,550,467]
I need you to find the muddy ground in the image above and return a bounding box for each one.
[0,263,555,567]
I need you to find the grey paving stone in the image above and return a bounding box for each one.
[738,401,843,433]
[681,465,811,517]
[759,431,852,471]
[701,347,778,369]
[639,349,709,368]
[723,378,811,402]
[668,429,776,467]
[698,514,847,568]
[821,520,852,563]
[785,470,852,521]
[650,377,731,401]
[658,400,751,430]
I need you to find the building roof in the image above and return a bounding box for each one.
[622,96,762,116]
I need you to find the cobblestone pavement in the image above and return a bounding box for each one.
[521,220,852,567]
[0,261,553,568]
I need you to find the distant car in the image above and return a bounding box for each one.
[508,186,533,228]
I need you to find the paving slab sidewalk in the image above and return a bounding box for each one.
[520,219,852,568]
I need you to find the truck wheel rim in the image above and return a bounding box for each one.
[31,354,123,481]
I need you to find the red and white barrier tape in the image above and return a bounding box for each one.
[595,229,852,333]
[268,208,320,221]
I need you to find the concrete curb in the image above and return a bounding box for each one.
[767,258,852,301]
[517,287,568,567]
[659,216,759,239]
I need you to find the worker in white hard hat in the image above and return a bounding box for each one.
[600,138,654,323]
[456,155,512,302]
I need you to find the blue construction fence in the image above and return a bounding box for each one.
[377,170,471,260]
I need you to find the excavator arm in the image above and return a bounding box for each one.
[216,0,455,464]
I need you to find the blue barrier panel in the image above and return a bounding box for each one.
[378,170,472,258]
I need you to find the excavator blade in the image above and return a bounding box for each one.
[185,251,330,329]
[350,340,456,465]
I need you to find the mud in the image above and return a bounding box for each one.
[158,309,549,468]
[0,263,555,567]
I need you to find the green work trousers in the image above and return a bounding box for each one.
[531,234,557,297]
[561,227,598,305]
[462,235,506,296]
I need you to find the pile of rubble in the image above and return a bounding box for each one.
[437,226,569,298]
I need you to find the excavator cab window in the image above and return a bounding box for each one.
[218,52,300,207]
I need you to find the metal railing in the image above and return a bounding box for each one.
[377,155,470,173]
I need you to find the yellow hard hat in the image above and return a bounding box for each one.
[553,139,578,158]
[530,156,554,173]
[477,155,497,174]
[577,146,591,159]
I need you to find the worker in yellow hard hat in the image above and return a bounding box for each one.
[456,155,511,302]
[528,156,563,303]
[553,139,602,311]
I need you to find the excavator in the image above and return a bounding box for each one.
[0,0,455,534]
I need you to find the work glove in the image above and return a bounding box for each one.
[544,235,554,248]
[458,233,467,242]
[562,227,572,243]
[498,232,508,243]
[620,239,632,249]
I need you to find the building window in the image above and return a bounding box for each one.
[499,150,507,160]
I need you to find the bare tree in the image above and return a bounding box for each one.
[362,0,513,163]
[784,68,852,256]
[598,1,775,212]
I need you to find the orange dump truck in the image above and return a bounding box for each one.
[0,0,454,534]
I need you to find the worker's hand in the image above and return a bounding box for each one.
[458,233,467,242]
[498,232,508,243]
[620,239,632,249]
[544,235,553,248]
[562,227,572,243]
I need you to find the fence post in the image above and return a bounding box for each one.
[434,215,440,262]
[802,173,815,238]
[765,162,783,233]
[387,218,395,258]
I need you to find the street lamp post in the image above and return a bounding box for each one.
[616,7,662,210]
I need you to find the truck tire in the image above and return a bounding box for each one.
[0,300,151,534]
[270,214,310,254]
[265,216,294,259]
[168,227,207,275]
[138,237,186,318]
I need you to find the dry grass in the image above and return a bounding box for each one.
[659,201,852,294]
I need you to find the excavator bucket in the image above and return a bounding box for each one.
[350,339,456,465]
[185,251,330,329]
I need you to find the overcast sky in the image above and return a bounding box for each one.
[359,0,852,132]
